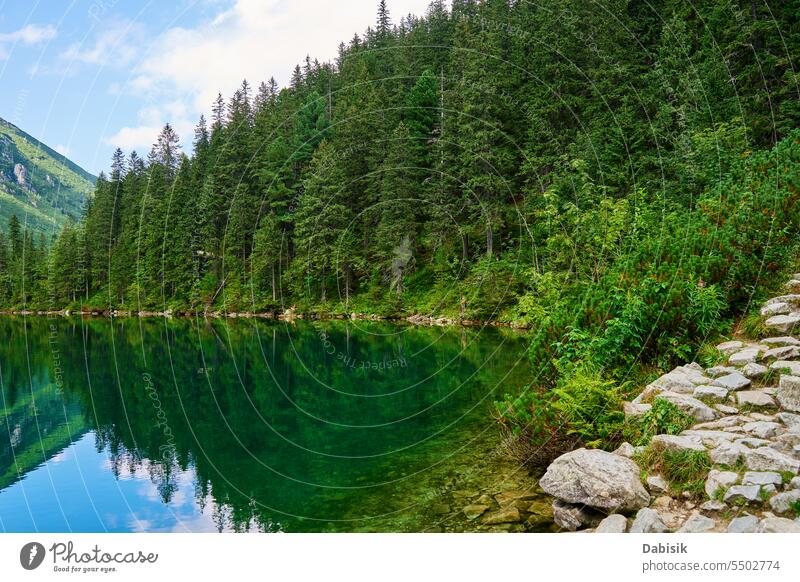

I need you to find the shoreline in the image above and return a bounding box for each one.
[0,309,531,329]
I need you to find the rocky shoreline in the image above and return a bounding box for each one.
[538,274,800,533]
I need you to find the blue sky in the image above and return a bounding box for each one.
[0,0,433,176]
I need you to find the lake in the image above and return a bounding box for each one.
[0,316,534,532]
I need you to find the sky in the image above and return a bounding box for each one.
[0,0,434,176]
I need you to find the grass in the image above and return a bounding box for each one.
[633,443,712,497]
[737,312,767,340]
[623,399,694,446]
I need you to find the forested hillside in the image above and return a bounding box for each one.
[0,117,95,234]
[1,0,799,380]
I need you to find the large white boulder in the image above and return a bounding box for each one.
[539,449,650,513]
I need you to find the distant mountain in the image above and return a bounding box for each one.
[0,116,95,235]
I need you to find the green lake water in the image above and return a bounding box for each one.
[0,316,532,532]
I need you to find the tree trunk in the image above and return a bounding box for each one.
[486,223,493,257]
[271,264,276,302]
[345,264,351,307]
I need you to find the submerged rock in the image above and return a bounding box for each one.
[462,505,489,520]
[482,506,520,525]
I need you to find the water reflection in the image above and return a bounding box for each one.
[0,317,529,532]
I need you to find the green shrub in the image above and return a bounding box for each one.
[495,366,624,466]
[623,399,694,446]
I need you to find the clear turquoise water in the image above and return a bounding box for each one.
[0,317,530,532]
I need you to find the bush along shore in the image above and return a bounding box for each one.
[537,274,800,533]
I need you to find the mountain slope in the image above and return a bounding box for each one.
[0,117,95,235]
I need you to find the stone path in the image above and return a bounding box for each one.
[540,274,800,533]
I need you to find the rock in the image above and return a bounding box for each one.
[762,302,791,316]
[789,477,800,490]
[651,434,705,453]
[482,506,521,525]
[694,416,749,429]
[716,340,744,355]
[550,500,602,531]
[623,402,651,418]
[728,515,759,533]
[744,447,800,473]
[729,348,761,366]
[13,163,27,185]
[595,514,627,533]
[431,503,451,515]
[768,490,800,514]
[494,490,539,506]
[770,360,800,375]
[699,500,726,512]
[629,508,669,533]
[742,362,769,379]
[750,412,778,421]
[762,336,800,346]
[742,471,782,486]
[647,475,668,493]
[765,313,800,333]
[712,372,751,391]
[462,505,490,520]
[539,449,650,512]
[705,470,739,498]
[693,385,729,400]
[777,374,800,412]
[681,429,740,447]
[777,412,800,429]
[710,441,748,465]
[734,437,773,449]
[707,366,740,378]
[723,485,762,504]
[715,404,739,414]
[735,391,777,408]
[764,294,800,308]
[677,511,716,533]
[654,392,716,422]
[613,442,636,458]
[635,369,699,402]
[763,345,800,360]
[758,517,800,533]
[742,421,783,439]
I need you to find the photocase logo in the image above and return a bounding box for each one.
[20,542,46,570]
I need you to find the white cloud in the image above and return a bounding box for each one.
[0,24,56,59]
[0,24,57,44]
[62,20,144,67]
[105,0,432,151]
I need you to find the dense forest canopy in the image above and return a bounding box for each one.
[1,0,799,385]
